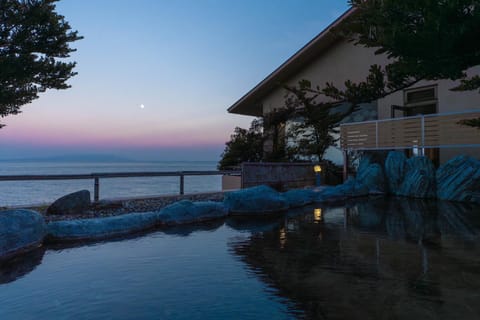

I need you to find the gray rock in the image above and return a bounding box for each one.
[158,200,227,226]
[384,151,407,194]
[223,185,289,215]
[46,211,159,242]
[0,209,46,260]
[283,189,316,208]
[316,178,369,202]
[356,163,387,193]
[357,155,373,176]
[437,155,480,203]
[47,190,91,215]
[398,156,436,198]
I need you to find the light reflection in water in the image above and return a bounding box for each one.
[231,197,480,320]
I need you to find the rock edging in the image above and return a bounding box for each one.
[0,210,46,261]
[46,211,160,242]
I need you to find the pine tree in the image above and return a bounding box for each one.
[0,0,82,127]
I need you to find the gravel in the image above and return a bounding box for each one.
[26,192,226,222]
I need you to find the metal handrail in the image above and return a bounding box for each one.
[0,170,241,202]
[340,109,480,127]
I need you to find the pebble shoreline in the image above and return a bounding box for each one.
[31,192,226,222]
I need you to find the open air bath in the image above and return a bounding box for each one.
[1,196,479,319]
[2,0,480,319]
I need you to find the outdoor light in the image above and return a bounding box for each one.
[314,165,322,186]
[314,208,322,222]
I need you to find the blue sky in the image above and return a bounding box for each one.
[0,0,349,161]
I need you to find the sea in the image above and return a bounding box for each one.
[0,161,221,207]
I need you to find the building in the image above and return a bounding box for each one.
[227,8,480,166]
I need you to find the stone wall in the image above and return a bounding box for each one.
[241,162,316,190]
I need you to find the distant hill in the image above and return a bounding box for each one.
[0,154,135,163]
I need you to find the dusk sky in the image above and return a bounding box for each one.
[0,0,349,161]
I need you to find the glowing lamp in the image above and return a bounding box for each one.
[314,208,322,222]
[314,165,322,186]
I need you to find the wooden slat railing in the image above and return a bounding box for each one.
[340,110,480,151]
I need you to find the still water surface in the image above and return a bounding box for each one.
[1,197,479,319]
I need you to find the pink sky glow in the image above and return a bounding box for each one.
[0,1,349,160]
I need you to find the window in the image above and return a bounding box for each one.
[404,86,437,116]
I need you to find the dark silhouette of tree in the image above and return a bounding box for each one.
[262,107,295,162]
[218,119,264,170]
[342,0,480,96]
[0,0,82,127]
[284,80,364,161]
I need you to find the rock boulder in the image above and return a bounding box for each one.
[437,155,480,203]
[397,156,436,198]
[283,189,316,208]
[158,200,227,226]
[384,151,407,194]
[47,190,91,215]
[356,163,387,194]
[316,178,369,202]
[46,211,159,241]
[0,209,46,260]
[223,185,288,215]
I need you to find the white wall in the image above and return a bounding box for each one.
[262,39,388,114]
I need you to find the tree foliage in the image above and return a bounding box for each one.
[458,117,480,128]
[0,0,82,127]
[262,107,295,161]
[218,119,264,170]
[284,80,358,161]
[343,0,480,95]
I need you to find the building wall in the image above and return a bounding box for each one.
[377,66,480,119]
[257,38,480,163]
[261,39,389,114]
[377,66,480,162]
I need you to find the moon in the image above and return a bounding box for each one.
[140,104,145,109]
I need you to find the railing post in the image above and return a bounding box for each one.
[179,172,184,195]
[421,115,425,156]
[343,150,348,182]
[94,177,100,202]
[375,121,379,148]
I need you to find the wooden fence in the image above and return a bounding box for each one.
[340,110,480,151]
[0,171,240,202]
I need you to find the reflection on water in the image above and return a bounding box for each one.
[231,197,480,320]
[0,248,45,285]
[1,197,479,319]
